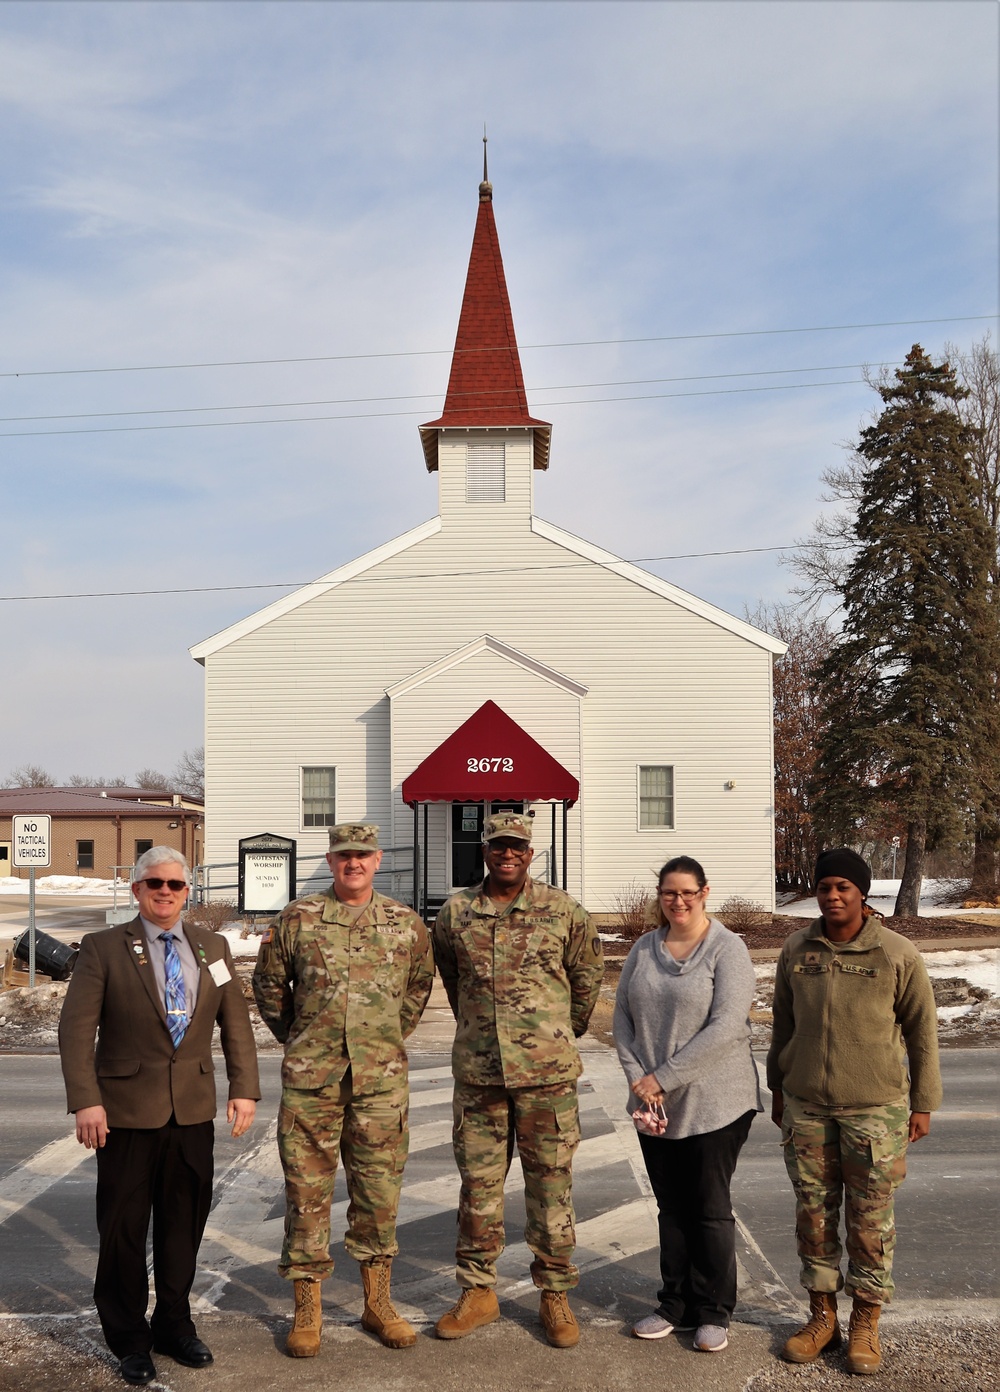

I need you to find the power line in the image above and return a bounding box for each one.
[1,314,993,380]
[0,375,870,439]
[0,361,896,426]
[0,543,854,603]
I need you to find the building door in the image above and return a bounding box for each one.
[0,843,10,878]
[451,803,484,888]
[450,801,524,889]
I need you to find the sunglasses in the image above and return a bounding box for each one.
[139,878,188,892]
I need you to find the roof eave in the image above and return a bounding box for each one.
[418,422,551,473]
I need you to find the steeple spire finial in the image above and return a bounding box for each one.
[418,161,551,473]
[479,125,492,203]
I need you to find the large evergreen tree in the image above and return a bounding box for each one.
[813,345,996,916]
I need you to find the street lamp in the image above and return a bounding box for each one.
[891,836,900,879]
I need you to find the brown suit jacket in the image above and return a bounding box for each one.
[59,917,260,1128]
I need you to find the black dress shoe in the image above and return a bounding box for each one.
[152,1334,214,1367]
[119,1353,156,1385]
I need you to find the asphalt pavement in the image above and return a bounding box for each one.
[1,1004,996,1392]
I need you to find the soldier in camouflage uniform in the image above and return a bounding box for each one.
[766,848,942,1375]
[252,825,433,1356]
[431,811,604,1348]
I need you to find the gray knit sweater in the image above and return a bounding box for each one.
[613,919,762,1138]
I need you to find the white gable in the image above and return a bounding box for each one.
[386,634,589,701]
[189,516,441,662]
[530,517,787,655]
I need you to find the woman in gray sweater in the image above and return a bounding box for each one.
[613,856,761,1353]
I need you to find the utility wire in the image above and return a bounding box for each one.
[1,315,993,380]
[0,361,895,426]
[0,375,869,438]
[0,543,854,603]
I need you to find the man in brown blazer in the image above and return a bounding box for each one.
[59,846,260,1387]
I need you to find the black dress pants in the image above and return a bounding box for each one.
[637,1109,754,1328]
[94,1117,214,1356]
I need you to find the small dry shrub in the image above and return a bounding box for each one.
[717,896,772,933]
[611,881,657,943]
[184,898,240,933]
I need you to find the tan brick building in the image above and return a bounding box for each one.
[0,787,203,881]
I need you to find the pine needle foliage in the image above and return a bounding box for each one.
[813,346,997,916]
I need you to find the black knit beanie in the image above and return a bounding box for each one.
[814,848,872,897]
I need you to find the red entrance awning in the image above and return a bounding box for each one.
[402,700,579,806]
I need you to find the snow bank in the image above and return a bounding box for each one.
[0,875,127,896]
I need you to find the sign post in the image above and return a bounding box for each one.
[12,815,52,987]
[238,833,297,919]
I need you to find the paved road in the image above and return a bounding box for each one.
[2,1042,995,1313]
[0,965,996,1392]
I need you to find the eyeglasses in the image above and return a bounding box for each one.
[139,878,188,892]
[658,889,703,903]
[486,840,530,857]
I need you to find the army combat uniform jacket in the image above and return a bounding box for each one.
[253,888,434,1093]
[433,876,604,1089]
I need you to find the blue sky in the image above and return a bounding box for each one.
[1,0,996,782]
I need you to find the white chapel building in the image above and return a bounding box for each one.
[190,173,786,915]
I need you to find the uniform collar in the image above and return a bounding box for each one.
[321,887,385,924]
[804,914,882,952]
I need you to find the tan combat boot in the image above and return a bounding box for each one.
[286,1277,322,1357]
[539,1290,580,1348]
[360,1258,417,1349]
[846,1298,882,1375]
[434,1286,500,1339]
[781,1291,841,1363]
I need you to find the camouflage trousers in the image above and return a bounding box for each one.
[277,1067,408,1280]
[781,1092,909,1303]
[452,1080,581,1292]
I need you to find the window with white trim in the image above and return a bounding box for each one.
[466,442,505,502]
[638,765,674,829]
[302,767,336,828]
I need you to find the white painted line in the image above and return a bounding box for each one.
[0,1133,89,1227]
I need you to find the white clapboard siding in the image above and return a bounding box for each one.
[197,429,783,910]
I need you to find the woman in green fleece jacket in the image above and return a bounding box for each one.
[766,848,942,1377]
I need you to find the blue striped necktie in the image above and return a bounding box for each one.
[160,932,188,1048]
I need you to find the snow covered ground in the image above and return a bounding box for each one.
[780,878,998,918]
[0,875,128,895]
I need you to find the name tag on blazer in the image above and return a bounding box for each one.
[208,959,232,986]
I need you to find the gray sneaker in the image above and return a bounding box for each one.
[695,1324,729,1352]
[632,1313,674,1339]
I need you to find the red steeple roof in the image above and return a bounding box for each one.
[419,178,551,472]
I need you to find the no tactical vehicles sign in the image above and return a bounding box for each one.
[13,815,52,868]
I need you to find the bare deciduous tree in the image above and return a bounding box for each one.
[172,746,205,801]
[2,764,56,788]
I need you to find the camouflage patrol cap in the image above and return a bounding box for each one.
[328,823,381,853]
[483,811,534,844]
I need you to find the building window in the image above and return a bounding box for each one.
[466,442,505,502]
[77,840,95,870]
[302,767,336,827]
[638,766,674,829]
[135,840,153,860]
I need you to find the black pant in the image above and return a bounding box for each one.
[94,1118,214,1357]
[637,1109,754,1328]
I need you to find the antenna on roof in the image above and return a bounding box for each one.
[479,124,492,202]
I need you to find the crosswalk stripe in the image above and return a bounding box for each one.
[0,1134,89,1227]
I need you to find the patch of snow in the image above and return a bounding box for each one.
[218,926,264,958]
[781,879,1000,920]
[922,950,999,995]
[0,875,128,896]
